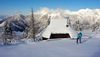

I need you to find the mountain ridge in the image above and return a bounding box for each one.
[0,7,100,32]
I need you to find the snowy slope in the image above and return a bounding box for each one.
[0,30,100,57]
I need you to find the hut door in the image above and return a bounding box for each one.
[50,33,70,39]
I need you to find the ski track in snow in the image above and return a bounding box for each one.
[0,30,100,57]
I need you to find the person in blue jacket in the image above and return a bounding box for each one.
[76,31,82,44]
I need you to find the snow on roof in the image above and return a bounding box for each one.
[42,19,77,38]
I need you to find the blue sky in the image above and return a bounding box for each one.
[0,0,100,15]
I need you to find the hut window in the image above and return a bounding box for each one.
[66,25,69,27]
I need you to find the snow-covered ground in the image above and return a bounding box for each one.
[0,30,100,57]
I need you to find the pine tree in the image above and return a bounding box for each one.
[1,21,14,45]
[7,22,12,35]
[1,21,7,44]
[23,27,29,38]
[92,22,99,32]
[74,20,82,31]
[47,17,50,25]
[29,8,35,41]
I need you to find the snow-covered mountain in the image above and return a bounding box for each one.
[36,7,100,25]
[0,15,11,20]
[0,14,29,31]
[0,7,100,32]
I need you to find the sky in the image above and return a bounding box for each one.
[0,0,100,15]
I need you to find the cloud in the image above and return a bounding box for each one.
[14,10,21,13]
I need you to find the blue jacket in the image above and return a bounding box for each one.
[78,32,82,38]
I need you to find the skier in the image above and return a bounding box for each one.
[76,31,82,44]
